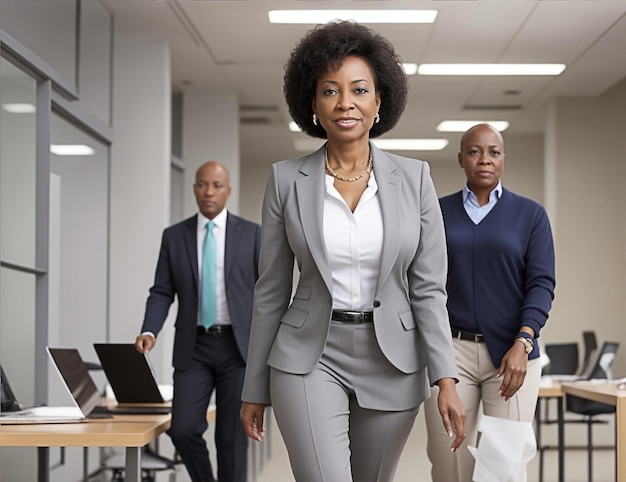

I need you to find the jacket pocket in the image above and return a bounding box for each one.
[281,307,308,328]
[292,284,312,300]
[399,309,417,331]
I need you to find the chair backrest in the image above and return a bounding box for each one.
[0,364,21,412]
[578,331,598,376]
[566,341,619,416]
[583,341,619,380]
[544,343,579,375]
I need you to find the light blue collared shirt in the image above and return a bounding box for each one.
[462,181,502,225]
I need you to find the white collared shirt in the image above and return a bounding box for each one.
[323,172,383,311]
[197,209,231,325]
[462,181,502,225]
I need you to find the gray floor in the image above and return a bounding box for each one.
[152,405,616,482]
[255,408,617,482]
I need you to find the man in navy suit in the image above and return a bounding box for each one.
[136,161,261,482]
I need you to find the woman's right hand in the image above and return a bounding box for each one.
[240,402,268,442]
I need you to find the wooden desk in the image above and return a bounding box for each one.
[0,404,216,482]
[560,381,626,482]
[0,414,170,482]
[537,380,564,482]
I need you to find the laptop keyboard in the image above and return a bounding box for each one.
[105,405,171,415]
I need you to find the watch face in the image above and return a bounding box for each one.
[517,337,532,353]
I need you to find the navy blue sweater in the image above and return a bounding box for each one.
[440,188,555,367]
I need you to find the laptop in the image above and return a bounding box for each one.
[93,343,171,414]
[549,341,619,382]
[0,347,106,424]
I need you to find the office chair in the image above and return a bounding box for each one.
[543,343,579,376]
[536,343,579,482]
[579,331,598,377]
[95,443,181,482]
[565,341,619,482]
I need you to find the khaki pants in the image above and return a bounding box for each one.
[424,337,542,482]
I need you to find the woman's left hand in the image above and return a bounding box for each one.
[436,378,467,452]
[497,343,528,401]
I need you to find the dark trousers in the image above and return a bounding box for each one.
[168,329,248,482]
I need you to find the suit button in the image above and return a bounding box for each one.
[373,300,381,308]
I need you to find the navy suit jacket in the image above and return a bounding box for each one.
[142,212,261,370]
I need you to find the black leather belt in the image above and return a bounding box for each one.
[451,328,484,343]
[331,310,373,324]
[197,325,232,335]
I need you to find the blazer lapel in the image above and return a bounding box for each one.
[295,146,333,293]
[183,216,200,289]
[372,146,401,291]
[223,213,240,283]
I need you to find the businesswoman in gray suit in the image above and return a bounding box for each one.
[241,21,466,482]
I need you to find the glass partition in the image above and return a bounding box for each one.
[0,57,37,269]
[49,112,109,357]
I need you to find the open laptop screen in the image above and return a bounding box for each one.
[47,348,101,416]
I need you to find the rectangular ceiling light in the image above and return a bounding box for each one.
[50,144,95,156]
[2,103,36,113]
[437,121,510,132]
[402,63,418,75]
[269,10,437,24]
[418,64,566,76]
[372,139,448,151]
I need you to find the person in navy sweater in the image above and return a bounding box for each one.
[424,123,555,482]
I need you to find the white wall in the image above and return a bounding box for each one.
[182,89,240,216]
[544,79,626,376]
[108,33,172,372]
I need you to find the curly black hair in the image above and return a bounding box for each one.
[284,20,408,139]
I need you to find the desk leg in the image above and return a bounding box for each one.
[617,398,625,482]
[125,447,142,482]
[557,398,564,482]
[37,447,50,482]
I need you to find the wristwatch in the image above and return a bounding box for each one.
[515,336,533,354]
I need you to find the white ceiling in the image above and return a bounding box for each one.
[100,1,626,166]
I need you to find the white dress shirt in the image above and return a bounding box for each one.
[323,172,383,311]
[197,209,231,326]
[462,181,502,225]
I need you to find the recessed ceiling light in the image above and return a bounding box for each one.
[372,139,448,151]
[437,121,510,132]
[402,64,418,76]
[268,10,437,24]
[2,103,36,114]
[289,121,301,132]
[50,144,95,156]
[418,64,566,76]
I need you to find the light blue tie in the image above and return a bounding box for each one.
[201,221,217,329]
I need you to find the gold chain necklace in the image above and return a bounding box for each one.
[324,146,373,182]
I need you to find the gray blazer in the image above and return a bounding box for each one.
[242,144,458,409]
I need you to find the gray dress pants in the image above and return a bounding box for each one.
[270,320,420,482]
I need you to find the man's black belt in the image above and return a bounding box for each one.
[451,328,484,343]
[331,310,374,324]
[197,325,232,335]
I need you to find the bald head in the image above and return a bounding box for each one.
[193,161,232,219]
[459,123,504,153]
[457,123,505,200]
